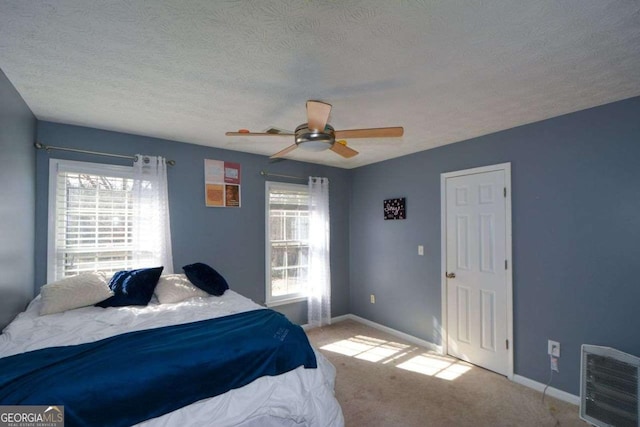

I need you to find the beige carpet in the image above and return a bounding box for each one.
[306,320,587,427]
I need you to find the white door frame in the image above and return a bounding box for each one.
[440,162,513,379]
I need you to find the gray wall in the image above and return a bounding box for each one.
[11,86,640,396]
[0,69,36,329]
[349,96,640,395]
[35,122,351,324]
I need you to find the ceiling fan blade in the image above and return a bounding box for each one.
[265,127,294,134]
[270,144,298,159]
[226,132,294,136]
[269,157,288,164]
[330,142,359,158]
[306,100,332,131]
[334,127,404,139]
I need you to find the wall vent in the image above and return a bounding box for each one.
[580,344,639,427]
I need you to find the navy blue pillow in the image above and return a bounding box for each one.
[96,266,164,307]
[182,262,229,296]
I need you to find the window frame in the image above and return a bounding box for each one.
[264,180,310,307]
[47,158,135,282]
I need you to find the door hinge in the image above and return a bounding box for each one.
[506,339,509,350]
[505,259,508,270]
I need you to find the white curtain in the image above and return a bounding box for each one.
[308,176,331,328]
[132,155,173,273]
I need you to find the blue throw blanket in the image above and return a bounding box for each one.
[0,309,317,427]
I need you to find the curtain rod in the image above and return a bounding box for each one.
[34,142,176,166]
[260,170,306,180]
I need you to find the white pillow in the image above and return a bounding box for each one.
[40,271,114,315]
[154,274,208,304]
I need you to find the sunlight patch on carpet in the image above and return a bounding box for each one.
[397,353,472,380]
[320,334,472,380]
[320,335,410,362]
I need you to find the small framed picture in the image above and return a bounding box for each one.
[384,198,406,220]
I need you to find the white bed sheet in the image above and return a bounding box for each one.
[0,290,344,427]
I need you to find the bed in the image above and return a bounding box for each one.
[0,280,344,427]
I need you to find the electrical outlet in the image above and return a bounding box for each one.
[370,294,375,304]
[418,245,424,256]
[550,356,559,372]
[548,340,560,357]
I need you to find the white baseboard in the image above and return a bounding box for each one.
[333,314,442,353]
[321,314,580,406]
[301,314,350,331]
[330,314,351,324]
[512,374,580,405]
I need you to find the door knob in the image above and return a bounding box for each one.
[446,272,456,279]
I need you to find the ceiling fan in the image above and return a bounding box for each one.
[225,100,404,159]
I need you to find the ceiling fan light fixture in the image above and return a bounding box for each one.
[295,124,335,151]
[226,100,403,159]
[298,140,332,151]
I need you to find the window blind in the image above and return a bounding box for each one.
[266,182,310,302]
[53,170,136,278]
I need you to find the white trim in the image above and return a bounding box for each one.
[347,314,442,352]
[301,314,351,330]
[314,315,578,406]
[330,314,351,324]
[47,159,58,283]
[512,375,580,406]
[265,296,307,308]
[264,180,310,305]
[440,162,513,379]
[264,180,270,305]
[306,314,441,352]
[54,158,133,178]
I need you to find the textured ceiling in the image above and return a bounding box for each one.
[1,1,639,168]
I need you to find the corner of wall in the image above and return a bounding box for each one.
[0,68,37,329]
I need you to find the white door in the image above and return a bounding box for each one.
[442,164,511,376]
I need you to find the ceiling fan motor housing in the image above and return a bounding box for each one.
[295,124,335,151]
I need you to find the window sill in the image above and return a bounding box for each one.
[265,296,308,308]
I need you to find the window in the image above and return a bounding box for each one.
[48,159,137,281]
[265,181,309,305]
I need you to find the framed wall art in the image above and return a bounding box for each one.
[384,197,406,220]
[204,159,241,207]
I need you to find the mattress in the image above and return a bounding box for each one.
[0,290,344,426]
